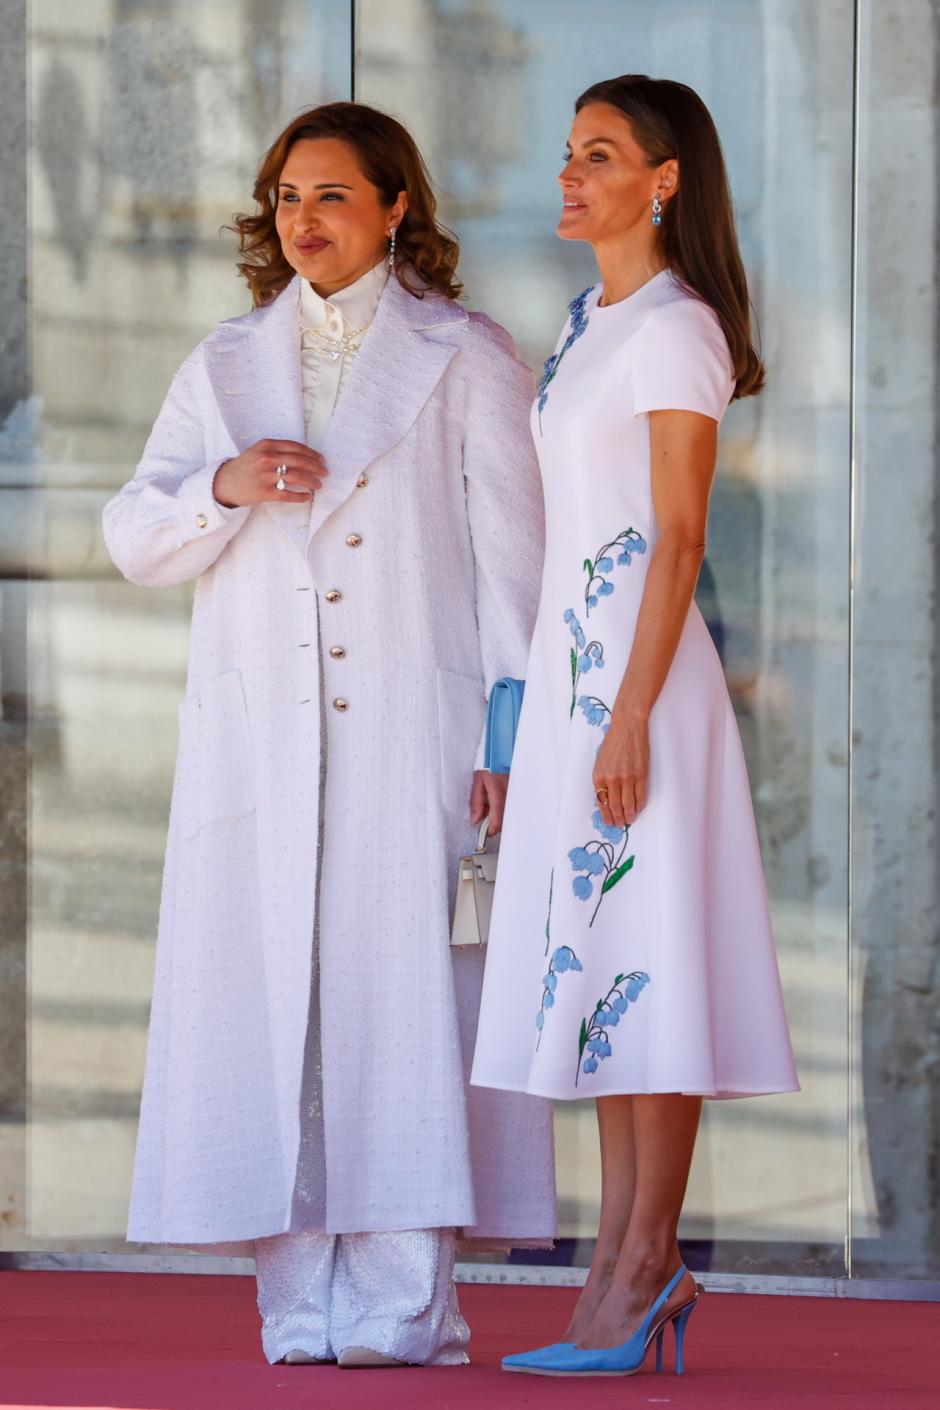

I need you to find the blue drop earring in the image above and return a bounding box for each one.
[652,195,663,227]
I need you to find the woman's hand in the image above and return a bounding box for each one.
[590,413,715,831]
[593,707,650,830]
[470,770,509,837]
[213,439,327,508]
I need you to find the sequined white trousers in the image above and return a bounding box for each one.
[255,1227,469,1365]
[253,768,469,1367]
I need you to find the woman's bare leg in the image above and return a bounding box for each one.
[561,1095,636,1342]
[578,1092,702,1349]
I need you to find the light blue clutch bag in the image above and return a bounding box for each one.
[483,677,526,774]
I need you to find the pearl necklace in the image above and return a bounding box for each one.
[300,319,371,362]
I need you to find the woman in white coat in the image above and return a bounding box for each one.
[103,101,555,1369]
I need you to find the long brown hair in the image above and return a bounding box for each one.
[576,75,764,398]
[230,102,462,308]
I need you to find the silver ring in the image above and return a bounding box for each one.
[275,464,287,492]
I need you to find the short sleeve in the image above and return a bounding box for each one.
[631,296,735,422]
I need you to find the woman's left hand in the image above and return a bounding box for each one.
[593,709,650,830]
[470,770,509,836]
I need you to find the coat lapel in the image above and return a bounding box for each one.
[205,278,305,449]
[203,273,469,550]
[308,277,468,542]
[203,278,306,551]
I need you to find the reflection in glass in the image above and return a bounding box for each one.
[13,0,928,1285]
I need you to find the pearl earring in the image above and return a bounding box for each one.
[388,226,397,268]
[652,195,663,227]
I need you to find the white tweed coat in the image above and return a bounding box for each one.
[103,273,556,1245]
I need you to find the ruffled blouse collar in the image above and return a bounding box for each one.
[299,260,389,333]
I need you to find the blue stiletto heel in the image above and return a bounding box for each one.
[672,1298,696,1375]
[654,1295,697,1375]
[502,1264,698,1377]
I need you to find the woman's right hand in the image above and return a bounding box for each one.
[213,439,327,508]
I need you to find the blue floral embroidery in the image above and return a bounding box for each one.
[583,530,648,615]
[577,970,651,1083]
[536,945,584,1049]
[568,809,635,925]
[564,606,586,652]
[577,694,611,732]
[537,287,592,430]
[564,609,604,717]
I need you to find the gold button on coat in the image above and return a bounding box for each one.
[325,589,342,603]
[332,697,348,712]
[346,533,362,548]
[330,646,346,659]
[195,514,208,529]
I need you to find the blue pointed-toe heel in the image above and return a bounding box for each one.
[502,1341,575,1372]
[502,1265,698,1377]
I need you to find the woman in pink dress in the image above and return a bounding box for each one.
[472,75,799,1378]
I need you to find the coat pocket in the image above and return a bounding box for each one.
[435,666,487,819]
[175,670,255,841]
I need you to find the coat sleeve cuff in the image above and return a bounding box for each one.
[176,463,249,542]
[473,721,488,773]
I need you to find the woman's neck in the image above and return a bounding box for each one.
[593,232,667,307]
[309,250,387,300]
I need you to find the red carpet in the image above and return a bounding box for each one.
[0,1270,938,1409]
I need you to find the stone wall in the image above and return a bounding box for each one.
[852,0,940,1277]
[0,0,28,1244]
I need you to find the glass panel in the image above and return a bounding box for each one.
[357,0,854,1277]
[0,0,868,1280]
[3,0,352,1253]
[851,0,940,1281]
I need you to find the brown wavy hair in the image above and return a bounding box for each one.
[230,102,462,308]
[577,76,764,398]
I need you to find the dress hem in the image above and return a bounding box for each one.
[470,1077,802,1102]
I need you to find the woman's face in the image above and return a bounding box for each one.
[557,102,673,245]
[275,137,406,296]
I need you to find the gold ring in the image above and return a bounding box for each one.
[595,787,609,803]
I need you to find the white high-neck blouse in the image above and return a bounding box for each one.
[299,260,388,451]
[279,261,388,548]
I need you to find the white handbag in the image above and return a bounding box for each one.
[451,820,499,946]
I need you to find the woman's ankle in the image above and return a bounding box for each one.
[588,1240,624,1282]
[613,1237,682,1289]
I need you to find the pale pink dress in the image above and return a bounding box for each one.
[471,271,799,1101]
